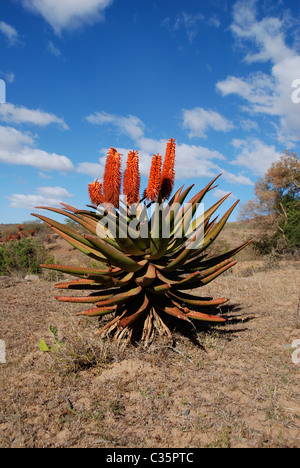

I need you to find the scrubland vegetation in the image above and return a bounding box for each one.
[0,150,299,448]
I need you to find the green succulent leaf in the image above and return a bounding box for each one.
[86,235,148,272]
[33,165,252,345]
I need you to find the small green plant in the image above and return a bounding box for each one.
[39,325,113,372]
[39,325,63,352]
[0,238,52,276]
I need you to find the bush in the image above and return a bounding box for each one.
[0,238,52,276]
[279,196,300,249]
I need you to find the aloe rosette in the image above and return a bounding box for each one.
[32,139,251,344]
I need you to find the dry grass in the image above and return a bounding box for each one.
[0,261,299,448]
[0,221,299,448]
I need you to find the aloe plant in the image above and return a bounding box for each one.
[32,139,251,345]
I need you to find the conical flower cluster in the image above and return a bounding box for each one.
[88,139,176,208]
[32,136,251,346]
[123,150,140,205]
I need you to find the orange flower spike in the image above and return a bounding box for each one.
[88,179,104,206]
[160,138,176,200]
[144,153,162,201]
[103,147,122,208]
[123,150,140,205]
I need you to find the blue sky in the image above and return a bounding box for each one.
[0,0,299,223]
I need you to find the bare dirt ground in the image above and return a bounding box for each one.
[0,258,299,448]
[0,220,300,448]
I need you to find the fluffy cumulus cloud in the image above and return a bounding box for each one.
[86,111,145,141]
[0,21,18,45]
[8,186,74,209]
[231,137,282,176]
[213,188,237,200]
[21,0,114,34]
[216,0,300,144]
[173,143,253,185]
[0,125,74,172]
[182,107,234,138]
[84,110,253,186]
[77,162,104,178]
[0,103,69,129]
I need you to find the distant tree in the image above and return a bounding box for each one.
[239,151,300,252]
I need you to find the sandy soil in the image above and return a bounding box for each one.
[0,261,299,448]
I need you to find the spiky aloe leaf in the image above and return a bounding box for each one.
[185,310,226,322]
[149,194,170,260]
[40,264,120,278]
[32,138,253,346]
[55,290,118,303]
[85,235,147,272]
[146,283,172,294]
[172,175,222,240]
[54,278,116,290]
[32,213,100,251]
[95,285,142,307]
[135,263,156,286]
[174,261,237,291]
[35,206,98,235]
[200,200,240,252]
[183,240,253,272]
[162,305,191,322]
[117,294,149,330]
[76,306,117,317]
[168,291,228,307]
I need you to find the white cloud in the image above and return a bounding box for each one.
[162,11,220,43]
[86,111,145,140]
[230,1,294,64]
[0,125,74,172]
[36,186,73,198]
[220,169,253,186]
[213,188,236,200]
[8,186,73,209]
[137,139,253,185]
[182,107,234,138]
[47,41,61,57]
[216,0,300,143]
[231,137,282,176]
[77,145,133,180]
[77,162,104,178]
[0,103,68,129]
[176,12,205,43]
[239,118,258,131]
[38,171,52,179]
[0,21,18,45]
[21,0,114,34]
[0,71,15,84]
[135,137,168,161]
[216,73,276,111]
[208,16,221,28]
[84,111,251,187]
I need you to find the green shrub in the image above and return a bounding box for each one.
[252,196,300,256]
[279,196,300,249]
[0,238,52,276]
